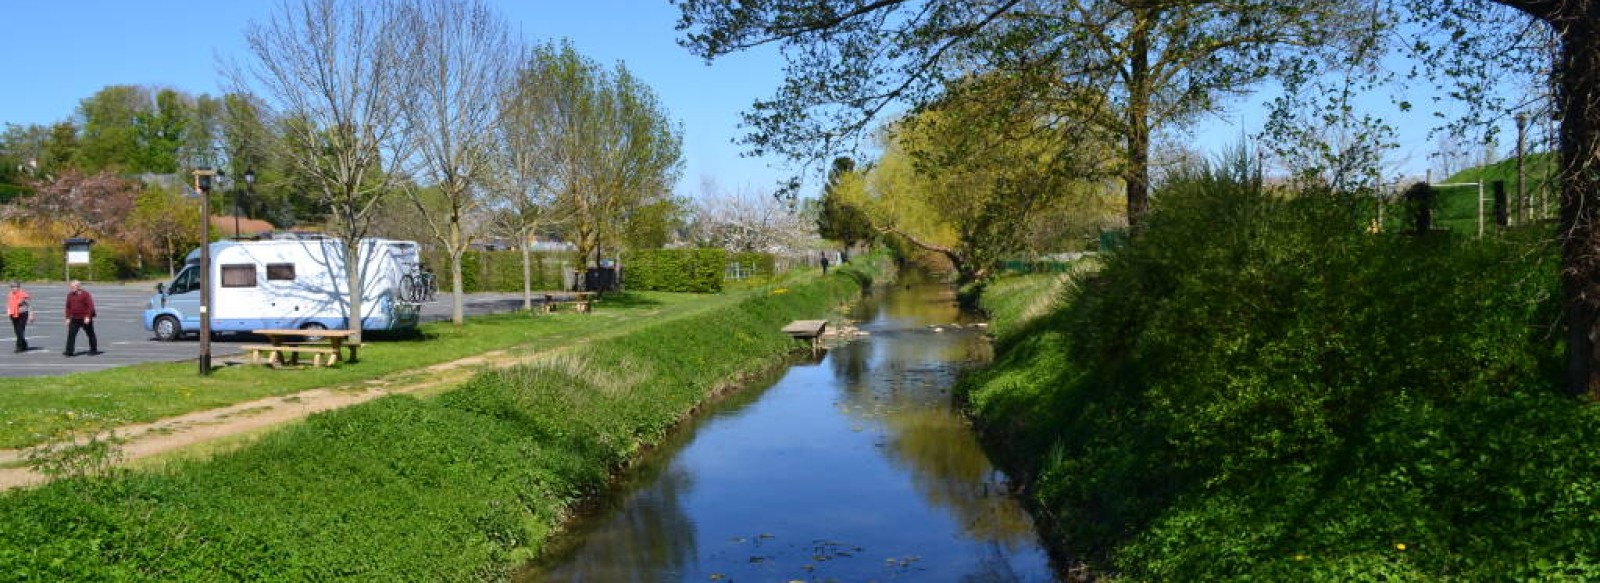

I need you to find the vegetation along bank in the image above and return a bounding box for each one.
[0,257,882,580]
[959,164,1600,579]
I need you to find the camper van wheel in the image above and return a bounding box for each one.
[300,322,328,342]
[153,316,182,342]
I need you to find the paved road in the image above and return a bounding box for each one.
[0,282,552,378]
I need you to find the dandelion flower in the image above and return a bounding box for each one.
[1395,543,1407,551]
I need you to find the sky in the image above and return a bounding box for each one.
[0,1,789,197]
[0,2,1517,197]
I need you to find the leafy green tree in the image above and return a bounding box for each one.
[862,75,1119,286]
[515,40,684,269]
[77,85,151,172]
[134,89,191,174]
[675,0,1359,226]
[128,184,201,276]
[815,156,874,250]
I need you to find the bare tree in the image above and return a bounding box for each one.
[491,46,567,310]
[394,0,515,325]
[229,0,412,343]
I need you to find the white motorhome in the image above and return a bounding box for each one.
[142,237,423,340]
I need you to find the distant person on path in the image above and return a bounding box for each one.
[7,281,34,353]
[820,253,831,275]
[63,280,99,357]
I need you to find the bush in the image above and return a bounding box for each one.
[621,248,726,293]
[961,162,1593,579]
[421,250,572,293]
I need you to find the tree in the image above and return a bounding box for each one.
[815,156,875,250]
[128,184,201,276]
[522,40,684,270]
[231,0,413,343]
[394,0,516,326]
[675,0,1359,226]
[77,85,152,173]
[1465,1,1600,397]
[5,169,140,240]
[494,43,565,310]
[860,73,1119,286]
[689,178,816,253]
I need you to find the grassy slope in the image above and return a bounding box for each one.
[0,292,743,450]
[0,257,881,580]
[961,176,1600,580]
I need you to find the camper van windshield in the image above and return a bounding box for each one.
[170,266,198,295]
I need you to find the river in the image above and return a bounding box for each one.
[520,274,1058,582]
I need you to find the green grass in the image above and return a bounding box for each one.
[961,167,1600,579]
[0,254,886,580]
[0,291,743,450]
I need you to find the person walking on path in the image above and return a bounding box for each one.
[63,280,99,357]
[6,282,34,353]
[820,253,831,275]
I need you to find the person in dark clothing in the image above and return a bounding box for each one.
[7,281,33,353]
[63,280,99,357]
[820,253,831,275]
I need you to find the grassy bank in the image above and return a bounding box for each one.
[960,166,1600,579]
[0,292,757,450]
[0,256,881,580]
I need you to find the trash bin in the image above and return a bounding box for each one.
[584,267,619,292]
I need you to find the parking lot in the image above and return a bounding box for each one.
[0,282,537,378]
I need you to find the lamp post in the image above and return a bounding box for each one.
[193,168,216,376]
[240,169,255,238]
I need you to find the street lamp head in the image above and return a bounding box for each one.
[244,168,256,186]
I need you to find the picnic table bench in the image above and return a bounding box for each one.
[542,292,597,314]
[245,328,361,367]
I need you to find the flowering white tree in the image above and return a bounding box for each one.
[689,178,819,253]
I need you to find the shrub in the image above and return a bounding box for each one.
[961,161,1591,579]
[621,248,726,293]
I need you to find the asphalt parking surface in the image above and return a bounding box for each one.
[0,282,546,378]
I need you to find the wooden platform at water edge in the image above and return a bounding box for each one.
[782,320,828,353]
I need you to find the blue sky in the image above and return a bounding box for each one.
[0,1,1499,195]
[0,1,789,197]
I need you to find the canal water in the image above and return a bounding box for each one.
[521,275,1057,582]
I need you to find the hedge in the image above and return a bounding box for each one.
[420,250,573,293]
[0,246,139,282]
[620,249,727,293]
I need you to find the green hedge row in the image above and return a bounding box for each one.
[0,256,883,579]
[620,248,727,293]
[0,246,140,282]
[421,250,572,293]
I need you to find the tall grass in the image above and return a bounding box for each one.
[961,162,1600,579]
[0,256,883,579]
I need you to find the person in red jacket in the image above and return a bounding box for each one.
[63,280,99,357]
[7,281,34,353]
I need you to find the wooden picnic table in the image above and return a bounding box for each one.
[542,292,597,313]
[244,328,360,367]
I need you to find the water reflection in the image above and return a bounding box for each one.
[522,275,1055,582]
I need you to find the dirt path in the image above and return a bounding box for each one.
[0,348,541,490]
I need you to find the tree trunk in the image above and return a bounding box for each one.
[345,239,363,345]
[521,234,533,311]
[1125,5,1154,227]
[1555,11,1600,399]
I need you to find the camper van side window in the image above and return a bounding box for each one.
[266,263,295,281]
[220,264,257,288]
